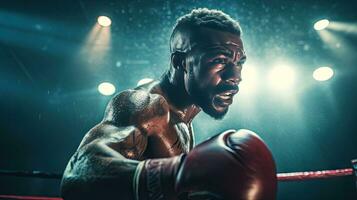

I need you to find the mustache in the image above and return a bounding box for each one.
[215,83,239,94]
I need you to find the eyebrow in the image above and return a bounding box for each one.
[206,46,234,57]
[205,45,246,62]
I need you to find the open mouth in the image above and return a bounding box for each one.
[212,90,238,109]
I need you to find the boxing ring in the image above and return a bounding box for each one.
[0,159,356,199]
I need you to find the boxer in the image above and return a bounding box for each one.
[61,8,277,200]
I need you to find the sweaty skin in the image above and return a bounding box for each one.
[61,28,245,200]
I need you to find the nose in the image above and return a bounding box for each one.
[222,63,242,85]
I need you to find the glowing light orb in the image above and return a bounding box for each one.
[98,82,116,96]
[97,16,112,27]
[268,66,296,90]
[240,66,258,93]
[137,78,154,86]
[313,67,334,81]
[314,19,330,31]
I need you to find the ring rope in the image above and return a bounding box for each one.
[277,168,353,181]
[0,168,355,181]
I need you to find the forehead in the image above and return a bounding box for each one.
[190,27,244,53]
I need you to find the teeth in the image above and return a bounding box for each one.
[217,91,236,100]
[220,92,232,97]
[218,94,231,100]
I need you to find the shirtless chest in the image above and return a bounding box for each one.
[142,113,194,159]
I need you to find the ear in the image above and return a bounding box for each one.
[171,52,187,73]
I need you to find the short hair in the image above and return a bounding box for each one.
[170,8,242,52]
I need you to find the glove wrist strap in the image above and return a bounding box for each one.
[137,155,184,200]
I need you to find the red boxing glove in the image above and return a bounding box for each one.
[134,129,277,200]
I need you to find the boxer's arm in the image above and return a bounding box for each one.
[60,90,170,200]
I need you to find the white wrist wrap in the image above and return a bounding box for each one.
[133,161,145,200]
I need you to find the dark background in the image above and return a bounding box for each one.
[1,0,357,199]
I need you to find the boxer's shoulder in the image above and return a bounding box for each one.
[103,86,170,128]
[76,85,168,158]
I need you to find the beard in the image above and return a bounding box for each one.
[188,80,237,120]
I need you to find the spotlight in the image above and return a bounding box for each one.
[268,65,296,90]
[314,19,330,31]
[313,67,334,81]
[137,78,154,86]
[97,16,112,27]
[240,65,258,94]
[98,82,116,96]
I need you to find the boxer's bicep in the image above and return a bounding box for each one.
[78,89,169,159]
[98,123,148,160]
[64,89,166,177]
[64,124,144,175]
[61,124,146,199]
[97,89,169,158]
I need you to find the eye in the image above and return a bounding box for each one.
[212,58,227,64]
[236,61,244,67]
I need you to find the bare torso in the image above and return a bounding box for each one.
[61,80,200,199]
[100,80,198,160]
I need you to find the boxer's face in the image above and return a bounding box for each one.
[184,28,246,119]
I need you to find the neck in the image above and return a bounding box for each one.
[159,73,200,123]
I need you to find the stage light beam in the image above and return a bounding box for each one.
[328,21,357,35]
[314,19,330,31]
[80,16,112,70]
[98,82,116,96]
[97,16,112,27]
[313,67,334,81]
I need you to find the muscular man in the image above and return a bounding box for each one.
[61,8,277,200]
